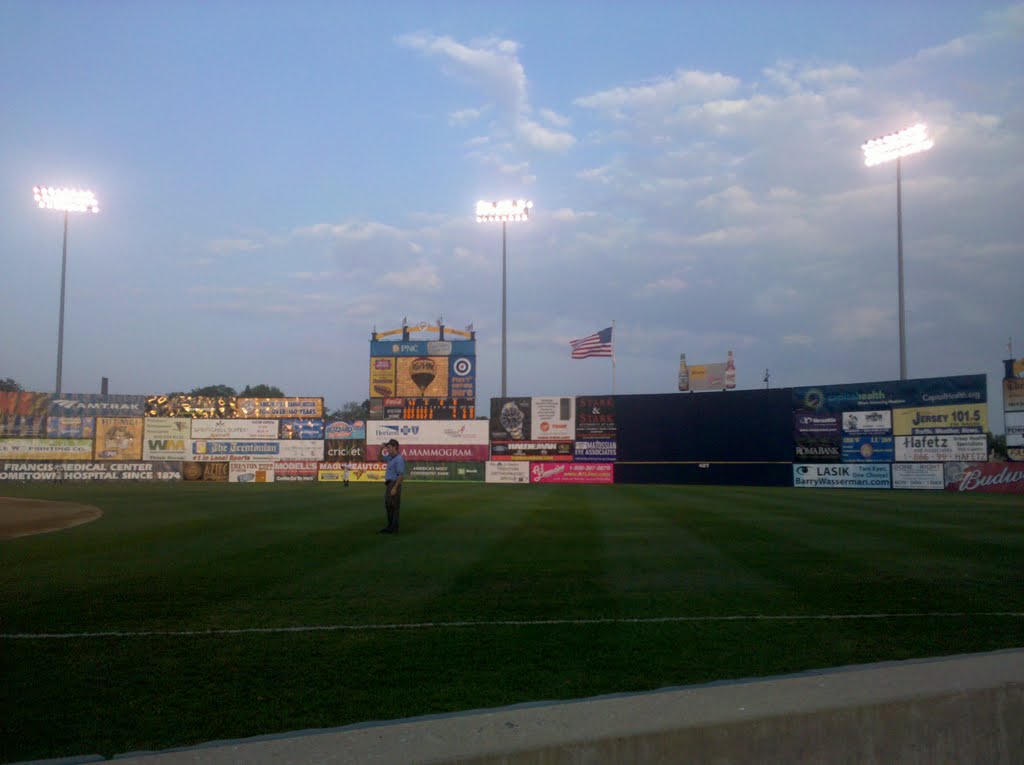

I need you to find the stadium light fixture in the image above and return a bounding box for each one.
[861,124,933,381]
[33,186,100,395]
[476,200,533,398]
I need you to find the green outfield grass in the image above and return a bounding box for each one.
[2,481,1023,762]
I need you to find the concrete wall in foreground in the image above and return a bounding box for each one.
[103,649,1024,765]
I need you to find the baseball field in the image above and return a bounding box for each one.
[2,482,1022,762]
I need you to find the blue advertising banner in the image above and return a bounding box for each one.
[370,339,476,357]
[50,393,148,417]
[279,419,325,439]
[449,356,476,399]
[793,374,986,413]
[324,420,367,440]
[573,438,617,462]
[0,415,47,437]
[46,416,96,438]
[841,435,895,463]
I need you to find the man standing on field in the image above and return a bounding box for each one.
[380,438,405,534]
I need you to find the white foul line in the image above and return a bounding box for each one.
[3,612,1023,640]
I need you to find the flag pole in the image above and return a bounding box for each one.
[611,320,616,395]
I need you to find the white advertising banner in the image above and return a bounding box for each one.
[142,418,192,460]
[276,440,325,460]
[485,461,530,483]
[530,396,575,441]
[894,434,987,462]
[793,463,891,489]
[228,461,276,482]
[0,438,93,460]
[191,440,323,461]
[891,462,945,490]
[366,420,489,446]
[191,419,279,440]
[842,410,892,434]
[1005,411,1024,447]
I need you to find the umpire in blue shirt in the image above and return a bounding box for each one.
[380,438,406,534]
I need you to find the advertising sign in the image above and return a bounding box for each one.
[891,404,987,436]
[490,398,531,442]
[370,339,475,358]
[365,443,490,461]
[0,438,93,460]
[366,420,489,446]
[146,395,237,419]
[687,362,729,392]
[841,436,895,463]
[892,463,944,490]
[191,419,280,440]
[396,356,450,398]
[529,462,614,484]
[793,463,891,489]
[278,419,326,440]
[0,415,47,437]
[277,441,325,460]
[794,374,986,414]
[142,418,192,460]
[842,410,892,434]
[793,411,840,438]
[94,417,144,460]
[324,440,367,460]
[575,396,616,438]
[274,461,319,482]
[46,416,95,439]
[0,461,182,481]
[369,357,398,398]
[944,462,1024,493]
[531,397,575,441]
[229,461,276,483]
[794,440,841,462]
[192,441,280,460]
[1006,412,1024,448]
[319,462,385,482]
[182,461,229,482]
[1004,378,1024,412]
[236,397,323,418]
[371,398,476,421]
[405,462,485,481]
[324,420,366,440]
[449,356,476,399]
[489,441,573,461]
[50,393,148,417]
[0,391,50,415]
[894,434,987,462]
[485,461,530,483]
[573,439,617,463]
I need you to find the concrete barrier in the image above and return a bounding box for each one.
[53,648,1024,764]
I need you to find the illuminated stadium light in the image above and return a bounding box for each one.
[33,186,100,213]
[861,123,933,167]
[33,184,101,395]
[861,123,934,380]
[476,199,533,223]
[476,199,534,397]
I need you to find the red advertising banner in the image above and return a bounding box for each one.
[0,392,50,415]
[944,462,1024,493]
[529,462,614,484]
[274,461,320,482]
[365,443,490,461]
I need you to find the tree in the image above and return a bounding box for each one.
[0,378,22,392]
[329,399,369,421]
[189,384,237,398]
[239,384,285,398]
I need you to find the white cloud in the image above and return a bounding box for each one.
[539,108,570,128]
[575,68,740,113]
[206,238,262,255]
[381,261,441,290]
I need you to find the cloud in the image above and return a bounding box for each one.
[206,238,262,256]
[397,31,576,154]
[381,260,441,290]
[575,68,740,114]
[449,107,486,126]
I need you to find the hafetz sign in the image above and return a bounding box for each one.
[892,463,944,490]
[191,419,279,440]
[142,418,192,460]
[793,463,891,489]
[944,462,1024,493]
[530,397,575,441]
[891,403,987,436]
[894,434,987,463]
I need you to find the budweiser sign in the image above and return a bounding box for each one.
[944,462,1024,493]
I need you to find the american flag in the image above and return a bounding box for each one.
[570,326,613,359]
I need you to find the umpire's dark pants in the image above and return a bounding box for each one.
[384,480,402,532]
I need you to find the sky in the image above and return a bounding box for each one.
[1,1,1022,422]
